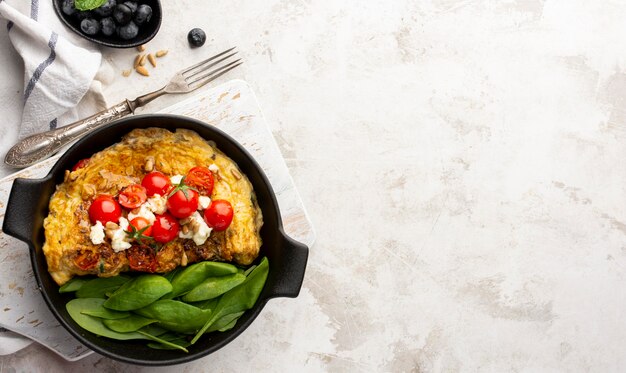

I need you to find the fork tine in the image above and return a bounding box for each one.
[181,47,237,75]
[184,51,239,81]
[187,57,242,83]
[188,60,243,89]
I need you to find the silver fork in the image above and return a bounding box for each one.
[5,47,242,168]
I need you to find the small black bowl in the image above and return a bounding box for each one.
[53,0,162,48]
[2,114,308,365]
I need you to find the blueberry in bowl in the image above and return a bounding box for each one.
[53,0,161,48]
[112,3,133,25]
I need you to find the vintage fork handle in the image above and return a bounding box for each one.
[4,88,167,168]
[4,100,133,168]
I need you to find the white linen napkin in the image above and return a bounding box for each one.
[0,0,105,355]
[0,0,104,138]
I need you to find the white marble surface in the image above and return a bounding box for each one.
[2,0,626,371]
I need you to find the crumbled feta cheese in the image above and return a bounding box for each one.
[89,221,105,245]
[127,203,156,223]
[191,211,212,245]
[147,194,167,214]
[208,164,219,173]
[112,239,132,252]
[110,217,131,252]
[119,217,129,230]
[198,196,211,210]
[170,174,183,185]
[178,211,212,245]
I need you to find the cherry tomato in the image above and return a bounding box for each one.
[203,199,234,231]
[71,158,90,172]
[128,217,152,237]
[73,249,99,271]
[186,166,214,195]
[126,245,157,272]
[141,171,171,197]
[118,184,148,209]
[167,188,199,218]
[89,195,122,224]
[152,213,180,243]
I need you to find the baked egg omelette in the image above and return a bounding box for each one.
[43,128,263,286]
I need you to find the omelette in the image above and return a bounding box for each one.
[43,128,263,286]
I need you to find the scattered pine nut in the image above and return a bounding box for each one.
[137,45,146,52]
[144,156,155,172]
[156,50,168,57]
[138,54,147,66]
[148,53,157,67]
[122,69,132,77]
[136,65,149,76]
[105,221,119,230]
[231,168,242,180]
[181,251,188,266]
[133,54,142,68]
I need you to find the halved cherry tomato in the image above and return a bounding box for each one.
[186,166,214,196]
[73,249,99,271]
[128,216,153,237]
[118,184,148,209]
[126,245,157,272]
[203,199,234,231]
[167,188,199,219]
[141,171,171,197]
[89,195,122,224]
[152,213,180,243]
[71,158,90,172]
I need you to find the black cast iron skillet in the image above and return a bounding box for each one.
[2,114,308,366]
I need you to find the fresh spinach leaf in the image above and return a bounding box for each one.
[191,257,268,344]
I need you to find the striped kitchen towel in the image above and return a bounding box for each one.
[0,0,104,356]
[0,0,104,139]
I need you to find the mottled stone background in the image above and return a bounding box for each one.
[2,0,626,371]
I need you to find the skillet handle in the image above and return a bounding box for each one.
[2,177,49,244]
[266,233,309,298]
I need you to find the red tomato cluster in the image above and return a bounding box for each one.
[88,195,121,225]
[85,164,235,245]
[73,249,99,271]
[72,158,90,172]
[186,167,214,195]
[152,213,180,243]
[127,245,157,272]
[204,199,234,231]
[118,184,147,209]
[141,171,171,196]
[128,216,153,237]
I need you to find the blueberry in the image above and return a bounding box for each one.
[94,0,116,17]
[134,4,152,25]
[74,10,93,21]
[117,21,138,40]
[113,4,132,25]
[61,0,76,16]
[187,28,206,48]
[123,1,138,14]
[100,17,116,36]
[80,18,100,36]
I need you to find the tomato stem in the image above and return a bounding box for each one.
[167,176,198,200]
[126,224,153,244]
